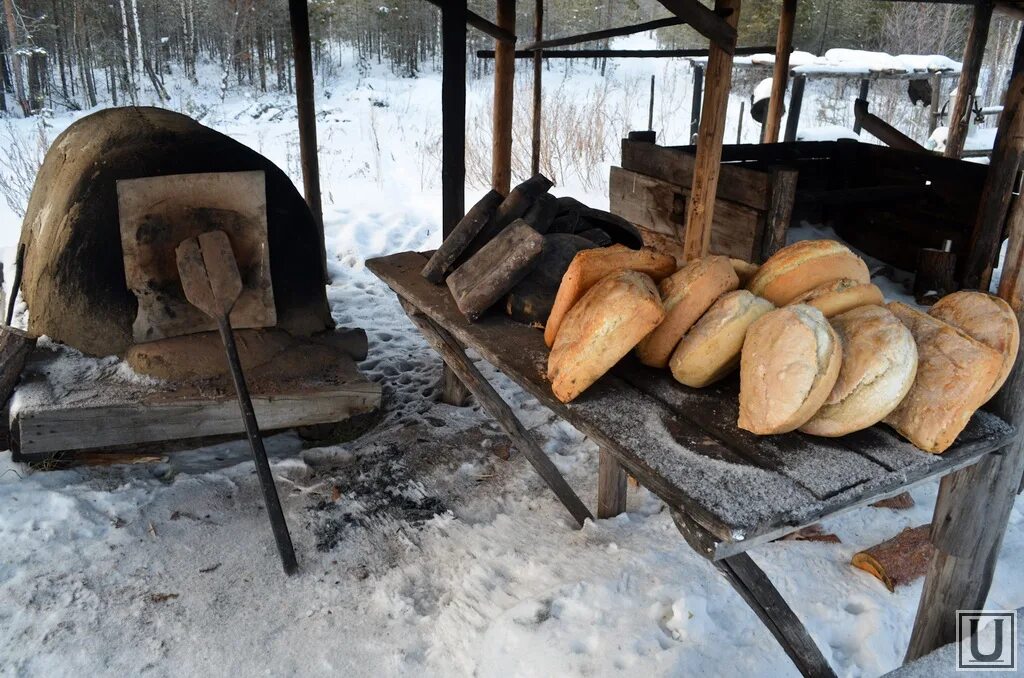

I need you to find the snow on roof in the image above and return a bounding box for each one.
[796,125,861,142]
[692,49,961,79]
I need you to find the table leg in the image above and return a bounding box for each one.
[671,509,837,678]
[597,447,627,518]
[399,299,593,527]
[905,437,1024,662]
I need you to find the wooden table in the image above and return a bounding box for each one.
[368,250,1016,677]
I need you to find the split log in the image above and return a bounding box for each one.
[505,233,596,326]
[421,189,504,283]
[0,326,34,406]
[913,247,957,305]
[779,524,841,543]
[852,525,934,592]
[522,193,558,234]
[871,491,916,510]
[447,220,545,321]
[459,174,554,265]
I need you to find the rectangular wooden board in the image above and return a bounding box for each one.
[609,166,763,261]
[10,345,381,461]
[117,171,277,343]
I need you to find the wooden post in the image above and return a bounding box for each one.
[945,1,993,159]
[531,0,542,176]
[682,0,741,261]
[440,1,471,407]
[783,75,805,142]
[690,64,704,143]
[597,448,627,518]
[962,47,1024,291]
[852,79,870,133]
[492,0,516,195]
[287,0,327,283]
[928,74,942,135]
[762,0,796,144]
[905,69,1024,664]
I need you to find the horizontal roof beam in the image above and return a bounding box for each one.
[476,46,775,60]
[656,0,737,54]
[424,0,516,44]
[520,17,687,51]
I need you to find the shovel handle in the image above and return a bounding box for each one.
[218,316,298,576]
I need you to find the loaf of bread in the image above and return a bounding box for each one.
[788,278,884,318]
[635,255,739,368]
[883,302,1003,453]
[800,305,918,437]
[730,258,760,287]
[544,245,676,348]
[547,270,665,403]
[747,240,870,305]
[929,290,1019,402]
[669,290,774,387]
[738,304,842,434]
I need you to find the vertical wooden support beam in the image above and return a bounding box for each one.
[287,0,327,282]
[905,69,1024,664]
[962,71,1024,290]
[783,75,805,142]
[690,64,704,143]
[762,0,796,144]
[440,1,471,407]
[682,0,741,261]
[492,0,516,195]
[597,448,627,518]
[945,0,993,159]
[928,74,942,135]
[761,168,798,262]
[531,0,543,176]
[852,78,870,133]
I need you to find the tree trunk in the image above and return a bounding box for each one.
[4,0,30,116]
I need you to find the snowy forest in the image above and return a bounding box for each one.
[0,0,1020,116]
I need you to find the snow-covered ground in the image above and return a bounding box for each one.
[0,43,1021,678]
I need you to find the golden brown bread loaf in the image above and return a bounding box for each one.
[547,270,665,403]
[929,291,1019,402]
[669,290,774,387]
[747,240,870,305]
[883,301,1003,453]
[544,245,676,348]
[788,278,884,318]
[738,304,842,434]
[635,255,739,368]
[799,305,918,437]
[730,258,760,287]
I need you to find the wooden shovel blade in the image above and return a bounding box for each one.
[175,230,244,319]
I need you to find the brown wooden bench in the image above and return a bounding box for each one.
[367,250,1016,677]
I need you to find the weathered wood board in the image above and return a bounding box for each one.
[117,171,277,343]
[609,166,763,261]
[10,344,381,462]
[367,250,1015,560]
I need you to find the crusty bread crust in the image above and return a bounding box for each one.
[730,258,760,287]
[883,301,1003,453]
[547,270,665,403]
[800,305,918,437]
[929,291,1020,402]
[669,290,774,387]
[738,304,842,434]
[635,255,739,368]
[746,240,870,305]
[788,278,884,318]
[544,245,676,348]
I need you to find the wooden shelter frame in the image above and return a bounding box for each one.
[281,0,1024,672]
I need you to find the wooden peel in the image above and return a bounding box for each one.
[175,230,298,575]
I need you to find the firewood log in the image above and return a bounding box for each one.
[505,234,596,326]
[457,174,554,267]
[870,491,915,510]
[422,189,504,283]
[851,525,934,592]
[522,193,558,234]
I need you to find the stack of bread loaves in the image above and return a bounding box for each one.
[543,238,1019,454]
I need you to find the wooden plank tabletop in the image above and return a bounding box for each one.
[367,251,1017,560]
